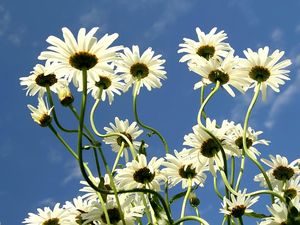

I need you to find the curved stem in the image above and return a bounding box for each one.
[90,98,136,158]
[246,190,285,202]
[46,86,77,133]
[200,85,207,120]
[213,175,223,199]
[133,80,169,153]
[112,142,125,172]
[180,179,192,223]
[238,83,274,202]
[197,81,220,126]
[173,216,210,225]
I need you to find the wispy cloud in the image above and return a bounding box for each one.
[0,5,10,36]
[271,28,283,43]
[62,160,82,185]
[47,147,63,163]
[228,0,259,26]
[38,197,56,207]
[79,8,107,30]
[144,0,197,39]
[264,70,300,129]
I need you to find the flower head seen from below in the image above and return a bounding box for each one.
[23,203,71,225]
[188,52,250,97]
[224,122,270,159]
[220,189,259,218]
[115,154,165,191]
[254,154,300,188]
[178,27,232,64]
[56,83,74,107]
[238,46,292,100]
[38,27,122,88]
[103,117,146,159]
[27,97,53,127]
[20,61,66,97]
[115,45,167,94]
[162,149,208,189]
[87,67,125,105]
[183,118,238,176]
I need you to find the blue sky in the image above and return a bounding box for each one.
[1,0,300,224]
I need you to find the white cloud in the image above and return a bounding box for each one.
[62,160,82,185]
[79,8,107,29]
[0,5,10,36]
[38,197,56,207]
[47,147,63,163]
[271,28,283,43]
[144,0,197,39]
[264,70,300,128]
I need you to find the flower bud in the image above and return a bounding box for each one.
[189,192,200,207]
[27,98,53,127]
[57,85,74,106]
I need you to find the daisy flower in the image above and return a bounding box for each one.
[115,154,165,191]
[115,45,167,94]
[162,149,208,189]
[178,27,232,63]
[82,194,144,225]
[259,201,289,225]
[279,176,300,200]
[254,155,300,188]
[224,122,270,159]
[188,52,250,97]
[23,203,72,225]
[183,118,238,176]
[103,117,146,158]
[38,27,122,89]
[27,97,53,127]
[220,189,260,218]
[20,61,66,97]
[237,46,292,100]
[87,66,125,104]
[63,196,94,225]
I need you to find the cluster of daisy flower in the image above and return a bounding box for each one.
[20,26,300,225]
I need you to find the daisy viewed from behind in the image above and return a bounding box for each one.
[238,46,292,100]
[188,52,250,97]
[27,97,53,127]
[20,61,66,97]
[115,45,167,94]
[23,203,71,225]
[115,154,165,191]
[103,117,146,159]
[178,27,232,64]
[220,189,259,218]
[162,149,208,189]
[87,67,125,105]
[39,27,122,88]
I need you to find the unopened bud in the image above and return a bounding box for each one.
[189,192,200,207]
[57,85,74,106]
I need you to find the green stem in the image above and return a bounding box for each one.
[180,178,192,223]
[46,86,77,133]
[89,98,136,158]
[200,85,207,120]
[173,216,210,225]
[197,81,220,126]
[230,156,235,187]
[93,148,102,179]
[133,80,169,153]
[112,142,125,172]
[246,190,285,202]
[238,217,244,225]
[239,83,274,202]
[213,175,223,199]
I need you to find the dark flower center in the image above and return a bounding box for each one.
[133,167,155,184]
[60,96,74,107]
[35,73,57,87]
[75,210,93,225]
[178,164,197,179]
[272,166,294,181]
[39,114,52,127]
[116,132,133,148]
[69,51,98,70]
[196,45,215,60]
[208,69,229,85]
[95,76,112,90]
[201,138,220,158]
[284,188,298,200]
[130,63,149,79]
[235,137,253,149]
[249,66,270,82]
[231,205,246,218]
[42,218,60,225]
[101,208,121,224]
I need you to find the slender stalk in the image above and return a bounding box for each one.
[180,178,192,223]
[173,216,210,225]
[112,142,125,172]
[197,81,220,126]
[200,85,207,120]
[133,80,169,153]
[246,190,285,202]
[238,217,244,225]
[89,98,136,158]
[230,156,235,187]
[93,148,102,179]
[213,175,223,199]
